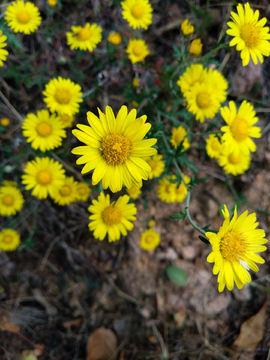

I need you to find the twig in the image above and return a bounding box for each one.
[51,152,84,181]
[0,90,24,123]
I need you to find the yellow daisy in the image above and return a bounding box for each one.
[126,39,149,64]
[185,82,221,123]
[43,77,83,116]
[170,125,190,150]
[58,113,75,128]
[219,150,251,176]
[221,100,261,156]
[126,183,142,200]
[22,110,66,152]
[177,64,207,95]
[121,0,153,30]
[145,153,165,180]
[206,134,223,159]
[0,229,20,252]
[5,0,42,35]
[108,32,122,45]
[22,157,65,200]
[206,204,268,292]
[227,2,270,67]
[181,19,194,36]
[140,229,161,251]
[52,176,78,206]
[48,0,57,7]
[148,220,155,228]
[157,176,176,203]
[2,180,18,187]
[206,68,228,103]
[189,38,203,56]
[174,174,190,203]
[0,185,24,216]
[76,182,91,202]
[0,118,10,126]
[88,192,137,242]
[72,106,157,193]
[0,31,8,67]
[66,23,102,52]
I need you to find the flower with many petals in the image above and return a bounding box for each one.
[145,153,165,180]
[141,229,161,251]
[76,182,91,202]
[66,23,102,52]
[157,175,189,203]
[219,150,251,176]
[177,64,207,95]
[0,31,8,67]
[126,39,149,63]
[170,125,190,150]
[0,184,24,216]
[121,0,153,30]
[206,134,223,159]
[52,176,78,206]
[0,229,20,252]
[58,113,75,128]
[126,183,142,199]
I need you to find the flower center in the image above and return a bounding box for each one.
[17,11,30,24]
[102,206,122,226]
[231,117,249,141]
[145,235,154,244]
[36,170,52,185]
[220,231,247,262]
[3,236,13,244]
[197,92,211,108]
[133,45,144,56]
[77,28,91,41]
[79,187,87,195]
[102,133,132,165]
[131,5,144,19]
[211,138,221,151]
[165,183,174,194]
[37,122,52,137]
[229,153,242,164]
[241,23,260,48]
[61,114,71,124]
[60,185,71,197]
[55,89,71,104]
[3,195,14,206]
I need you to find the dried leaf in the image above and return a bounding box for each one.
[87,327,118,360]
[22,344,44,357]
[0,315,20,333]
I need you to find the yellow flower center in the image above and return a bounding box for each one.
[131,4,144,19]
[211,138,221,151]
[78,187,87,195]
[145,235,154,244]
[61,114,71,124]
[37,122,52,137]
[102,206,122,226]
[36,170,52,185]
[3,195,14,206]
[55,89,71,104]
[165,183,173,194]
[241,23,260,48]
[102,133,132,165]
[17,11,31,24]
[231,117,249,141]
[197,92,211,108]
[77,28,91,41]
[220,231,247,262]
[133,45,144,56]
[3,235,13,244]
[60,185,71,197]
[229,153,242,164]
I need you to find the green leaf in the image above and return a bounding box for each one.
[198,236,210,244]
[170,211,186,221]
[166,265,188,287]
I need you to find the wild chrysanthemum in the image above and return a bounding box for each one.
[157,177,176,203]
[126,39,149,63]
[189,39,203,56]
[181,19,194,36]
[0,229,20,252]
[206,68,228,103]
[66,23,102,52]
[185,82,221,123]
[0,31,8,67]
[22,110,66,152]
[227,2,270,67]
[177,64,207,95]
[22,157,65,200]
[43,77,83,116]
[52,176,78,206]
[58,113,75,128]
[5,1,42,35]
[88,192,137,242]
[219,151,251,176]
[140,229,161,251]
[0,184,24,216]
[206,204,267,292]
[121,0,153,30]
[72,106,157,193]
[0,118,10,126]
[206,134,223,159]
[108,32,122,45]
[76,182,91,202]
[221,100,261,155]
[170,125,190,150]
[145,153,165,180]
[126,183,142,200]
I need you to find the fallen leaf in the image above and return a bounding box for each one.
[0,315,20,333]
[22,344,44,357]
[87,327,118,360]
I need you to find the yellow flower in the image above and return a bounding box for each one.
[189,38,203,56]
[206,68,228,103]
[219,150,251,176]
[22,110,66,152]
[5,0,42,35]
[170,125,190,150]
[0,117,10,126]
[157,175,189,203]
[66,23,102,52]
[181,19,194,35]
[2,180,17,187]
[0,185,24,216]
[131,100,139,108]
[76,182,91,202]
[0,229,20,252]
[0,31,8,67]
[174,175,190,203]
[177,64,207,95]
[133,78,140,87]
[108,32,122,45]
[88,192,137,242]
[72,106,157,193]
[52,176,78,206]
[206,204,267,292]
[145,153,165,180]
[148,220,155,228]
[227,2,270,67]
[126,183,142,199]
[48,0,57,6]
[126,39,149,64]
[206,134,223,159]
[221,100,261,156]
[121,0,153,30]
[22,157,65,200]
[58,113,75,128]
[43,77,83,116]
[140,229,161,251]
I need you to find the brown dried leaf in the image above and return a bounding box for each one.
[22,344,44,357]
[87,327,118,360]
[0,315,20,333]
